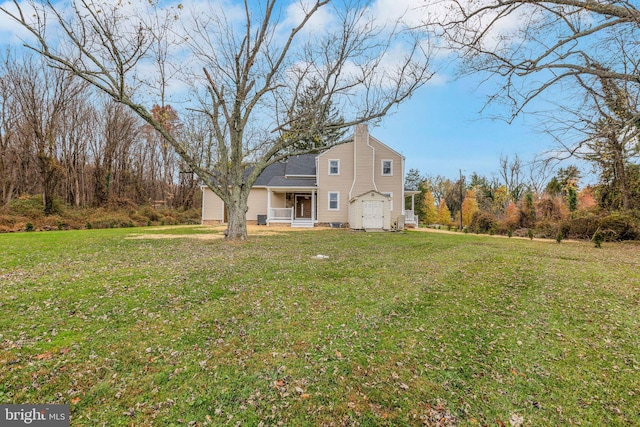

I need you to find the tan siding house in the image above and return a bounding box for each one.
[201,124,419,229]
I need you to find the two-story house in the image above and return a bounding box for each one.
[201,124,419,230]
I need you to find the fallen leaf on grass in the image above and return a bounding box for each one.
[35,352,52,361]
[70,397,81,404]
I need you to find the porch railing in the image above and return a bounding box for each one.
[404,210,418,225]
[268,207,293,222]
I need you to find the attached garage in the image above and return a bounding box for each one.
[349,190,391,230]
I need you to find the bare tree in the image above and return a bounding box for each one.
[92,101,140,206]
[4,55,86,214]
[534,70,639,209]
[499,154,526,202]
[0,55,20,206]
[435,0,640,116]
[2,0,433,240]
[525,155,557,196]
[580,76,639,209]
[426,0,640,211]
[58,89,94,208]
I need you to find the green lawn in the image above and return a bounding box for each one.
[0,227,638,426]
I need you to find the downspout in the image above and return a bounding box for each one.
[401,156,405,203]
[201,186,205,225]
[401,156,406,217]
[315,156,319,223]
[349,136,357,200]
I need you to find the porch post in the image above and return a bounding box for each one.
[267,188,271,226]
[312,190,316,224]
[412,194,415,212]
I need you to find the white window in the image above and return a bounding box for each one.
[382,160,393,176]
[328,192,339,210]
[382,192,393,212]
[329,159,340,175]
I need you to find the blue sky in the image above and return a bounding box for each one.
[0,0,567,184]
[375,74,550,181]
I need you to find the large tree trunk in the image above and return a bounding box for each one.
[224,188,249,241]
[38,151,60,215]
[613,140,630,210]
[93,165,109,206]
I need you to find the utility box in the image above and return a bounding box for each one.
[257,214,267,225]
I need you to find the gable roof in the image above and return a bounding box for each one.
[317,133,405,160]
[349,189,392,202]
[253,162,285,186]
[254,154,317,188]
[285,154,316,176]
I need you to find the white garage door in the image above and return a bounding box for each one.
[362,200,384,229]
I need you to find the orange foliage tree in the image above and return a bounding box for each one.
[422,190,438,225]
[578,187,598,210]
[436,200,452,226]
[461,189,479,226]
[504,201,521,230]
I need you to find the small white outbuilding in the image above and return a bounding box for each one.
[349,190,391,230]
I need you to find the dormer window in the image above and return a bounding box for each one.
[382,160,393,176]
[329,159,340,175]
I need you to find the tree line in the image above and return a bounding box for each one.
[406,153,640,241]
[1,0,432,240]
[404,0,640,241]
[2,0,639,241]
[0,53,204,214]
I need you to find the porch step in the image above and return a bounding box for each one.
[292,218,314,228]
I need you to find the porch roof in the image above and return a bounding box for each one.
[266,176,316,188]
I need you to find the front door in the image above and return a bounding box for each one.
[362,200,384,229]
[295,195,312,219]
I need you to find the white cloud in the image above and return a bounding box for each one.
[368,0,429,28]
[0,0,41,45]
[278,0,338,37]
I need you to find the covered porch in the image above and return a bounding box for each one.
[404,190,420,227]
[266,188,317,228]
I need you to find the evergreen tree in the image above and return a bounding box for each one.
[405,168,428,220]
[567,186,578,212]
[521,192,536,227]
[282,79,346,153]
